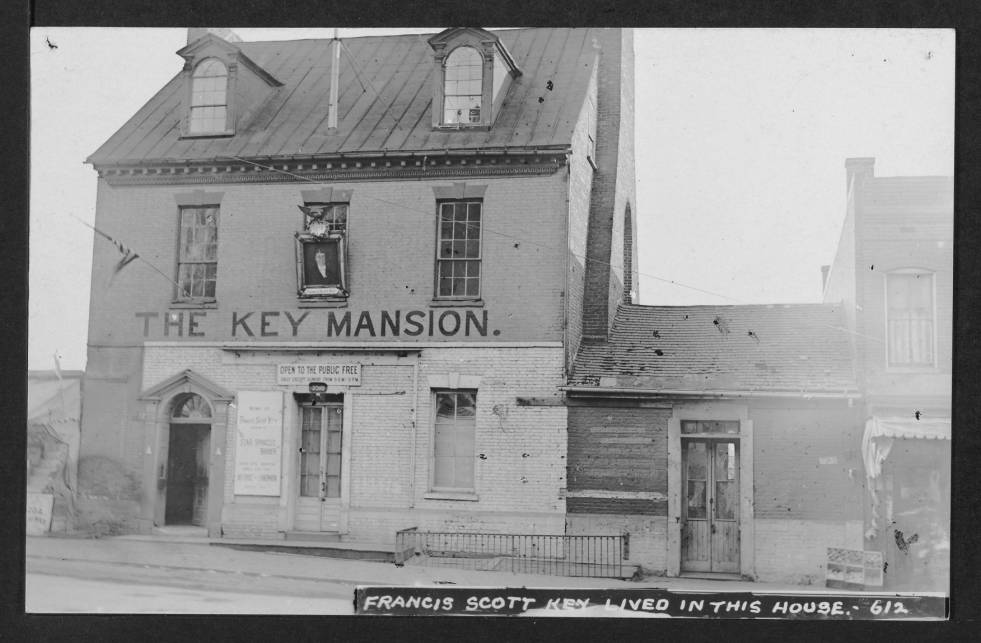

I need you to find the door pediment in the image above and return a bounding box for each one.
[140,369,234,403]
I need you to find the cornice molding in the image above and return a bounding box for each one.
[95,153,567,186]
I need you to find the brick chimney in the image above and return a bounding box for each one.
[845,157,874,194]
[186,28,242,45]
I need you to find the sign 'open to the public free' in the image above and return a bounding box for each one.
[277,363,362,386]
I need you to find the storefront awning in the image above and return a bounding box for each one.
[864,416,951,442]
[862,416,950,481]
[860,415,951,542]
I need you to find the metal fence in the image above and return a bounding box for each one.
[394,528,629,579]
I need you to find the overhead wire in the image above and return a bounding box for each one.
[221,154,885,345]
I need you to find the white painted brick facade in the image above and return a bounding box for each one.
[142,344,567,541]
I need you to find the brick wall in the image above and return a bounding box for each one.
[754,519,864,584]
[582,29,636,338]
[752,404,864,520]
[140,344,567,539]
[567,406,669,512]
[566,514,667,573]
[854,175,953,400]
[86,172,569,348]
[564,65,598,372]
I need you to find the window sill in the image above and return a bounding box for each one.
[180,130,235,139]
[433,124,491,132]
[297,298,349,309]
[170,301,218,309]
[424,491,479,502]
[429,299,484,308]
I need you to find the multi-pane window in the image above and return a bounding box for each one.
[433,391,476,491]
[303,203,348,236]
[189,58,228,134]
[436,200,481,298]
[177,206,218,300]
[887,272,935,367]
[443,46,483,125]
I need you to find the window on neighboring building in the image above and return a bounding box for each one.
[887,271,935,367]
[433,391,476,491]
[436,200,481,298]
[443,46,483,125]
[176,206,219,300]
[189,58,229,134]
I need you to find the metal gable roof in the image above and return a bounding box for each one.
[87,28,602,166]
[570,303,859,396]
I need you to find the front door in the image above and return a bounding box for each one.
[681,439,740,573]
[294,404,343,532]
[165,424,210,526]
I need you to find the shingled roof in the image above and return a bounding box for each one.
[568,304,859,396]
[88,28,603,166]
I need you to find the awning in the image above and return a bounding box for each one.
[864,416,951,442]
[861,415,950,540]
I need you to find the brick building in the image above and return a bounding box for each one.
[564,158,951,589]
[565,304,865,583]
[78,28,637,542]
[823,158,952,592]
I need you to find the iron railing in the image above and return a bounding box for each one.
[394,528,629,579]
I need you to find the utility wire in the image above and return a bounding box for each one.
[221,154,884,345]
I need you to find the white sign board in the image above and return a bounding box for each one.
[234,391,284,496]
[277,363,362,387]
[26,492,54,535]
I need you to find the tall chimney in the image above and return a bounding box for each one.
[186,28,242,45]
[820,264,830,291]
[844,157,875,195]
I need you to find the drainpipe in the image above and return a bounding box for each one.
[409,361,418,508]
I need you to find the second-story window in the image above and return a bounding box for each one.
[436,200,481,299]
[189,58,228,134]
[443,46,483,125]
[177,206,219,300]
[886,271,935,367]
[296,203,348,298]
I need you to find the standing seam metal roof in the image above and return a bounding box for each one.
[88,28,602,165]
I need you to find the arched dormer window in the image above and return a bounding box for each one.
[443,46,483,125]
[428,28,521,129]
[189,58,229,134]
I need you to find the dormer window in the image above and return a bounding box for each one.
[189,58,229,134]
[177,32,282,139]
[444,47,483,125]
[428,28,521,129]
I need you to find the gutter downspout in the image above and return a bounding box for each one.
[409,360,418,508]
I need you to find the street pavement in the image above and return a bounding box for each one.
[24,534,897,615]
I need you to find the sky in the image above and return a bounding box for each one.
[28,28,954,371]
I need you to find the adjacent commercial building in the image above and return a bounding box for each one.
[823,158,952,592]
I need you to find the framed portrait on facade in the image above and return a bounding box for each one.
[295,233,347,297]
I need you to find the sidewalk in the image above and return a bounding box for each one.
[25,534,900,596]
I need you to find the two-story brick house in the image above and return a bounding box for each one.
[823,158,952,592]
[77,27,638,543]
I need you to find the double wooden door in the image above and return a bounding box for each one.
[294,404,343,532]
[681,439,740,573]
